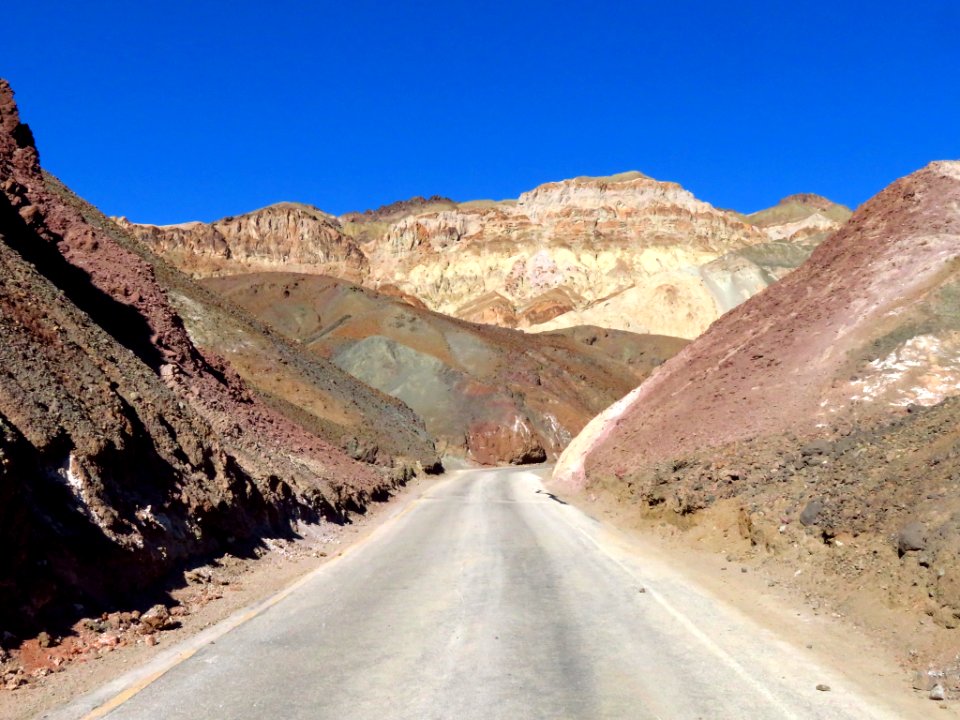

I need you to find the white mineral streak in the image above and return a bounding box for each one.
[848,334,960,407]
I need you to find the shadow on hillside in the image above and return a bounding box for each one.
[0,193,164,370]
[0,528,306,651]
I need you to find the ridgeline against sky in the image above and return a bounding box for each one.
[4,0,958,224]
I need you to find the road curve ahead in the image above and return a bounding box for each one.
[63,467,907,720]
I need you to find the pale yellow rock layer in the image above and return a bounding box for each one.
[121,174,850,339]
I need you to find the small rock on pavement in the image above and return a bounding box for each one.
[816,684,831,692]
[930,683,946,701]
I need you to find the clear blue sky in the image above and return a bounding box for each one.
[3,1,958,223]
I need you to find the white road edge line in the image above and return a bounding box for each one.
[527,470,808,720]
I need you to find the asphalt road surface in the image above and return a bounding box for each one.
[55,467,910,719]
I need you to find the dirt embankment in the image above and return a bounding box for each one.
[0,471,444,718]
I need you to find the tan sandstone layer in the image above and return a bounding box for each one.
[123,173,850,339]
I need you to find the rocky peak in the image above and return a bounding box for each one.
[516,171,705,219]
[365,171,770,338]
[743,191,852,245]
[776,192,839,211]
[748,193,851,224]
[0,79,39,179]
[342,194,457,222]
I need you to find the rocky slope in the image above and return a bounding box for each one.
[552,161,960,635]
[339,194,457,246]
[686,194,854,313]
[370,172,753,338]
[0,79,436,638]
[528,191,853,331]
[203,272,687,465]
[89,206,440,472]
[125,175,851,339]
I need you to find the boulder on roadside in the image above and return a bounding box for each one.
[139,604,172,633]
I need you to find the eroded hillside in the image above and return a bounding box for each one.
[203,272,687,465]
[552,161,960,646]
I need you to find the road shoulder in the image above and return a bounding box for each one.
[6,471,449,720]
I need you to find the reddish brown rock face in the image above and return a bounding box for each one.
[562,161,960,480]
[553,160,960,627]
[466,421,547,466]
[0,79,433,633]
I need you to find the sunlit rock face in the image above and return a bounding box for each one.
[369,172,770,338]
[124,173,851,339]
[119,202,369,282]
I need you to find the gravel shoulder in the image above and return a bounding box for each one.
[0,473,446,720]
[557,481,960,717]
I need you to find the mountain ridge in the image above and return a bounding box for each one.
[123,172,851,339]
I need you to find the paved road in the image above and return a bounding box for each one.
[57,467,908,719]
